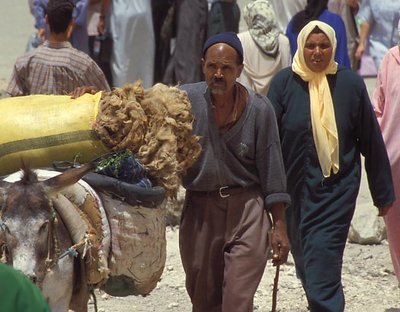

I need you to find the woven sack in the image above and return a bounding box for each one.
[99,192,167,296]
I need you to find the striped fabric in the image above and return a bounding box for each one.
[7,41,110,96]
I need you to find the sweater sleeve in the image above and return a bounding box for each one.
[255,95,291,211]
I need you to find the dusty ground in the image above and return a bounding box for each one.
[87,226,399,312]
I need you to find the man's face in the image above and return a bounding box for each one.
[303,32,333,73]
[202,43,243,95]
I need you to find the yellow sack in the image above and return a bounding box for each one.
[0,93,108,175]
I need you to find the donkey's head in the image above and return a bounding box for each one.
[0,162,95,285]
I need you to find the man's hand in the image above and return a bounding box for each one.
[354,43,365,61]
[271,220,290,266]
[69,86,98,99]
[97,17,106,35]
[270,203,290,266]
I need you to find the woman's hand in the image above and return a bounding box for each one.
[378,205,392,217]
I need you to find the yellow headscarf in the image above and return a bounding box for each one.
[292,20,339,177]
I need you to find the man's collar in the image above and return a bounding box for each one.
[43,40,73,49]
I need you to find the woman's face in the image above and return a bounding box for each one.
[303,32,333,72]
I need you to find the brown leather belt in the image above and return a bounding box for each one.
[189,185,258,198]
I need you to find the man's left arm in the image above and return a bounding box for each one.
[255,98,291,265]
[270,202,290,266]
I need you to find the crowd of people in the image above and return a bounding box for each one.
[20,0,244,89]
[11,0,400,90]
[2,0,400,312]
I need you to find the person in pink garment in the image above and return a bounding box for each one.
[373,21,400,287]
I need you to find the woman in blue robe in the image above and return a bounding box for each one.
[268,20,394,311]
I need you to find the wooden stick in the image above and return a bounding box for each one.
[272,264,280,312]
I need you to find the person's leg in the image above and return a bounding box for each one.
[179,192,226,312]
[301,225,348,312]
[289,181,357,312]
[285,203,307,285]
[222,189,270,312]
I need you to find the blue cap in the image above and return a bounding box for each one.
[203,32,244,63]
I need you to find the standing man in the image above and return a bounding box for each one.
[101,0,155,88]
[162,0,208,85]
[7,0,110,96]
[33,0,90,54]
[207,0,241,38]
[179,32,291,312]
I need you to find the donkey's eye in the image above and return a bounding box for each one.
[3,230,16,249]
[39,221,49,234]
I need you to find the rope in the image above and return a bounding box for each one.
[45,204,60,270]
[59,246,79,259]
[81,234,92,259]
[58,234,93,260]
[90,287,98,312]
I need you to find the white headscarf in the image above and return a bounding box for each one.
[243,0,280,57]
[292,20,339,177]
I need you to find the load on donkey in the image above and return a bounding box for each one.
[0,81,201,311]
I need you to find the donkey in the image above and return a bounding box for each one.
[0,162,95,312]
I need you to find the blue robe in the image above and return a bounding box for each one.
[286,9,351,68]
[267,66,394,311]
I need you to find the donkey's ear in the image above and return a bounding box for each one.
[41,162,96,195]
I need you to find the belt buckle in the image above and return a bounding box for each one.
[219,186,230,198]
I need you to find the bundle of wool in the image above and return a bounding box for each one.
[93,81,201,197]
[93,82,147,152]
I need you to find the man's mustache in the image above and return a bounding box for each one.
[211,77,225,84]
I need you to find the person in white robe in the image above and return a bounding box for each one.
[237,0,291,95]
[109,0,155,88]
